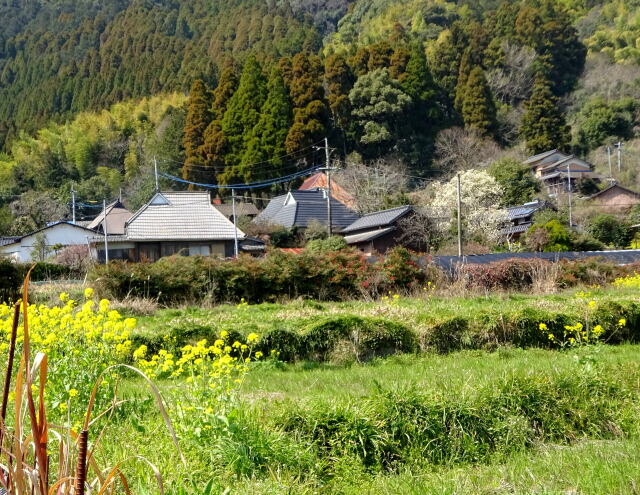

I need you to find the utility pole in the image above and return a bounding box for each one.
[324,137,332,237]
[456,173,462,257]
[154,156,159,192]
[71,184,76,224]
[316,138,338,237]
[607,146,612,178]
[616,141,623,172]
[567,164,573,229]
[103,199,109,264]
[231,188,239,258]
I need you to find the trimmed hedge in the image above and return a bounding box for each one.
[91,247,430,304]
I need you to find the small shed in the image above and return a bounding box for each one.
[587,184,640,212]
[340,205,413,255]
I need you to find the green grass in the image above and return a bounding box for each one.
[230,437,640,494]
[240,345,640,405]
[28,283,640,493]
[94,343,640,493]
[133,286,639,342]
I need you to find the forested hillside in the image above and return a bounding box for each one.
[1,0,640,238]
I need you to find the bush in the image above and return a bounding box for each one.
[92,249,377,304]
[0,259,20,303]
[459,258,550,291]
[301,316,417,363]
[586,214,632,248]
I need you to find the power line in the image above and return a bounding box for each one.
[159,165,321,190]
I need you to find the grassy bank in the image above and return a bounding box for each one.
[130,286,640,360]
[87,344,640,493]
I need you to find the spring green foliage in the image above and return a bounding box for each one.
[586,214,632,248]
[488,157,541,206]
[349,68,412,152]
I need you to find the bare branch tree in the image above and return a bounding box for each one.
[336,158,410,214]
[434,127,502,175]
[396,207,447,253]
[487,42,537,105]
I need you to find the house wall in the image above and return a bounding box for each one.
[0,224,92,262]
[591,189,640,211]
[95,240,233,262]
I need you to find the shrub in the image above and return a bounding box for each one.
[0,258,20,303]
[306,236,347,253]
[587,214,632,248]
[258,329,301,363]
[301,316,417,363]
[459,258,551,291]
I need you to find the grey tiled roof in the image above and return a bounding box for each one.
[506,201,547,221]
[126,191,244,241]
[524,149,560,164]
[214,203,260,218]
[341,206,412,234]
[0,237,19,247]
[253,190,360,229]
[344,226,396,244]
[500,223,532,235]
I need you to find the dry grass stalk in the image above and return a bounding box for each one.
[0,267,183,494]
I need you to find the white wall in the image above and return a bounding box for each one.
[0,223,92,262]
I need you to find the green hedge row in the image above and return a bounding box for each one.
[131,300,640,363]
[0,259,82,303]
[92,248,429,304]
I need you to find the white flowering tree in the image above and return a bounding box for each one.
[431,169,508,246]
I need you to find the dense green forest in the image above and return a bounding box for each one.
[1,0,640,236]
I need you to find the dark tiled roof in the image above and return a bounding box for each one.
[253,190,360,229]
[506,200,550,221]
[524,149,561,164]
[341,206,412,233]
[344,226,396,244]
[0,237,19,247]
[500,223,532,235]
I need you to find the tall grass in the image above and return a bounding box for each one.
[0,268,181,494]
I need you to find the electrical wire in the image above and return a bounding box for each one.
[159,165,321,190]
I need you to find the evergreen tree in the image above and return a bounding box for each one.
[218,55,267,184]
[284,52,329,156]
[241,68,292,182]
[201,62,238,183]
[400,43,441,165]
[349,68,411,156]
[520,74,570,154]
[428,22,467,101]
[453,50,473,114]
[211,61,238,120]
[325,53,355,141]
[182,79,212,182]
[460,67,496,137]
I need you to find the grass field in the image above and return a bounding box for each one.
[19,283,640,493]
